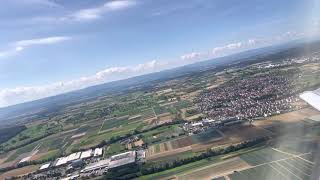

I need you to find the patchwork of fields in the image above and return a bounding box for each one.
[214,147,317,180]
[228,156,315,180]
[1,57,320,179]
[163,146,318,180]
[146,129,223,158]
[177,157,251,180]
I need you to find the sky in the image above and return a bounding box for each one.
[0,0,319,108]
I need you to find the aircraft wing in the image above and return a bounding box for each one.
[300,89,320,111]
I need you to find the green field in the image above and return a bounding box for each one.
[139,157,222,180]
[191,129,222,143]
[34,149,61,162]
[220,146,316,180]
[69,121,145,152]
[228,164,286,180]
[105,143,126,156]
[1,123,61,152]
[146,150,195,167]
[5,141,39,162]
[228,156,314,180]
[141,124,184,145]
[240,148,291,166]
[101,117,131,131]
[141,108,156,120]
[41,136,66,151]
[140,145,266,180]
[153,105,169,115]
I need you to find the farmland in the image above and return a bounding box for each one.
[146,128,224,159]
[239,148,291,166]
[177,157,250,180]
[139,144,266,180]
[0,123,61,153]
[0,46,319,179]
[141,124,184,145]
[159,145,317,180]
[0,165,40,179]
[212,121,320,180]
[228,152,315,180]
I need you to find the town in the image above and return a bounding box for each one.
[195,72,302,121]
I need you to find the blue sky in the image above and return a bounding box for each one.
[0,0,319,107]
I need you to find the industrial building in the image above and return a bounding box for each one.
[81,151,137,173]
[109,151,136,169]
[80,149,92,159]
[94,148,103,157]
[55,157,69,167]
[81,159,111,173]
[67,152,81,162]
[53,148,103,167]
[39,162,51,171]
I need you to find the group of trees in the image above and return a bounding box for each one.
[0,124,61,153]
[0,125,26,145]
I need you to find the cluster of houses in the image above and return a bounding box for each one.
[195,73,301,121]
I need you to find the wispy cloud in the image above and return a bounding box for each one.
[211,42,243,55]
[180,31,307,62]
[181,39,259,61]
[0,47,24,59]
[71,0,136,21]
[14,36,70,48]
[0,60,169,107]
[0,36,71,59]
[31,0,136,23]
[180,52,203,61]
[0,31,313,107]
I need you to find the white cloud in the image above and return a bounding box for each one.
[0,36,71,59]
[0,60,170,107]
[14,36,70,47]
[0,48,21,59]
[69,0,136,21]
[212,42,243,55]
[0,31,311,107]
[247,39,257,46]
[180,52,203,61]
[181,39,260,62]
[29,0,136,23]
[105,0,136,10]
[180,31,308,62]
